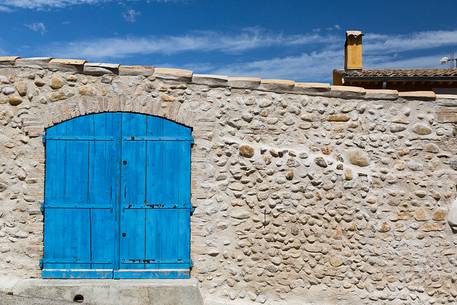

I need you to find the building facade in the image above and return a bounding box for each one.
[0,57,456,304]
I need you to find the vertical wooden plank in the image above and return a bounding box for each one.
[44,121,65,270]
[119,113,147,269]
[64,116,91,269]
[44,122,67,270]
[112,112,122,274]
[145,116,162,269]
[144,116,192,273]
[89,113,118,271]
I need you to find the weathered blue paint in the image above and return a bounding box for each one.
[42,112,192,279]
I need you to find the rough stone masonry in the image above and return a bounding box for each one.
[0,56,456,305]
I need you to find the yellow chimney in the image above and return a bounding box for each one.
[345,30,363,70]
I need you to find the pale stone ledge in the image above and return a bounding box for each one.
[154,68,193,81]
[192,74,228,87]
[0,56,20,66]
[49,58,86,65]
[228,77,261,89]
[399,91,436,101]
[119,65,154,76]
[365,89,398,100]
[0,56,454,102]
[259,79,295,91]
[15,57,53,69]
[49,58,86,72]
[293,82,331,94]
[330,85,366,99]
[436,94,457,100]
[83,63,120,76]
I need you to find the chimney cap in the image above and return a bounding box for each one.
[346,30,363,37]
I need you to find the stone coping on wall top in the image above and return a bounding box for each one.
[0,55,451,102]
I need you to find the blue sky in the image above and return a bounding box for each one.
[1,0,457,82]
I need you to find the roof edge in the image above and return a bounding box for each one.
[336,68,457,82]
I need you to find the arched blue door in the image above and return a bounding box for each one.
[42,112,193,279]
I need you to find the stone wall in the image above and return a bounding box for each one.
[0,57,456,305]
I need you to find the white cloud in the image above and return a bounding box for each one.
[367,54,448,69]
[25,22,47,35]
[206,29,457,81]
[45,30,338,59]
[365,30,457,54]
[210,50,342,81]
[0,0,175,9]
[45,29,457,63]
[2,0,106,9]
[0,5,13,12]
[123,9,140,23]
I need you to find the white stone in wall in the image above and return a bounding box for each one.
[448,197,457,231]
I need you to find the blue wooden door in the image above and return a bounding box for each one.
[42,112,192,279]
[116,113,192,279]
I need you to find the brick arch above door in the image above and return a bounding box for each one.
[41,95,197,130]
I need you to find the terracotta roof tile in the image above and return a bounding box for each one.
[338,68,457,80]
